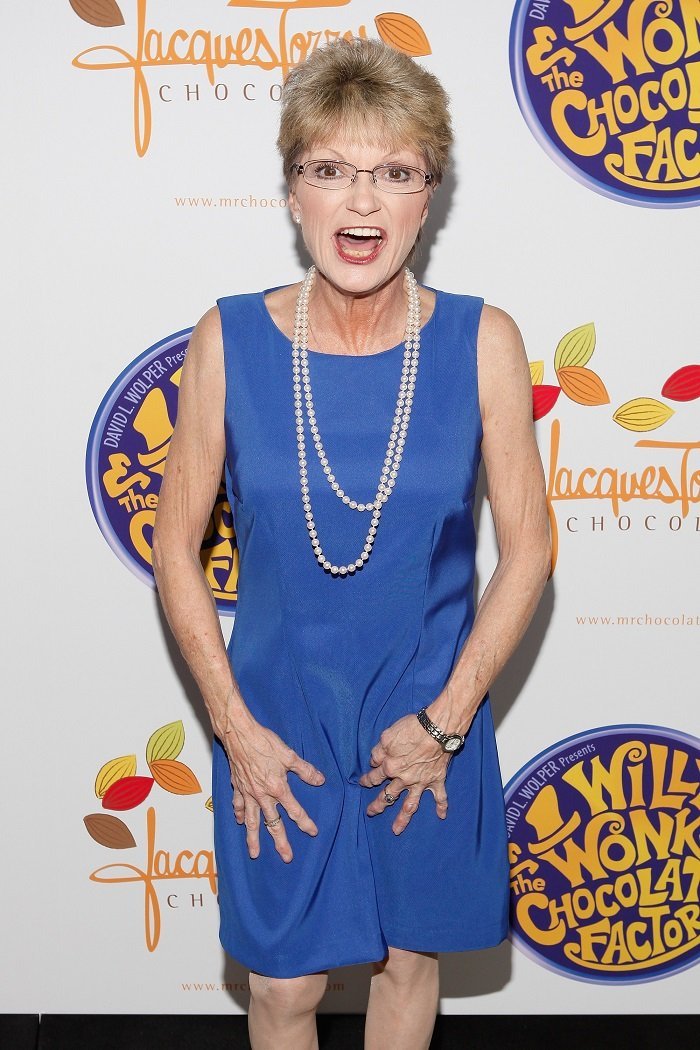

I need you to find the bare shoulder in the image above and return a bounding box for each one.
[478,303,526,359]
[160,306,225,438]
[176,305,224,389]
[476,302,531,422]
[189,303,223,358]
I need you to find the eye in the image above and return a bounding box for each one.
[378,165,413,182]
[312,162,345,180]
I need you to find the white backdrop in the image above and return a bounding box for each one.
[4,0,698,1016]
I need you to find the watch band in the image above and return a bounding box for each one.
[416,707,464,751]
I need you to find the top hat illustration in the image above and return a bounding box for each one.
[133,388,174,475]
[524,785,581,856]
[562,0,623,42]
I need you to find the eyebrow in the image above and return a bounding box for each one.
[311,149,416,163]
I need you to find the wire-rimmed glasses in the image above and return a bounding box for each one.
[292,159,434,194]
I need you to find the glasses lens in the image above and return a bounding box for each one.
[303,160,354,188]
[373,164,427,193]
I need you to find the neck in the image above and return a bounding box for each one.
[307,268,410,357]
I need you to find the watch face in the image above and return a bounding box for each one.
[445,736,462,752]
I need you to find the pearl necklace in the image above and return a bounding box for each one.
[291,265,422,576]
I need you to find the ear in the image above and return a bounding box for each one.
[419,190,433,228]
[287,185,297,217]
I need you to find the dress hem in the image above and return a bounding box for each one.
[219,930,389,978]
[218,920,509,979]
[380,919,509,955]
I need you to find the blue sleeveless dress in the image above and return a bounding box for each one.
[211,284,509,978]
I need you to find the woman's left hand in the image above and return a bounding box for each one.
[358,712,456,834]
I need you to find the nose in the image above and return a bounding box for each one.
[346,170,382,216]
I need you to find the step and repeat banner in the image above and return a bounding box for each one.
[5,0,698,1016]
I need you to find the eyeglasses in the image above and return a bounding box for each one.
[292,159,434,194]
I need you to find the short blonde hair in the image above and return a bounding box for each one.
[277,37,453,187]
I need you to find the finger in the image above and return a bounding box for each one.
[357,745,386,786]
[231,783,245,825]
[286,752,326,786]
[391,787,423,835]
[261,805,293,863]
[244,799,261,859]
[369,745,385,766]
[429,783,449,820]
[278,786,319,837]
[366,779,404,816]
[359,764,390,789]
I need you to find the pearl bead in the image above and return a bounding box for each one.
[292,265,422,575]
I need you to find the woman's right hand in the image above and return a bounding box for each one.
[217,709,326,863]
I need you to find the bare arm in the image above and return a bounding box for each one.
[424,303,552,737]
[151,306,325,863]
[151,306,251,736]
[358,304,552,831]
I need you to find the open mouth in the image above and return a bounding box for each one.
[333,226,386,263]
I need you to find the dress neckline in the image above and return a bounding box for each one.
[259,283,440,358]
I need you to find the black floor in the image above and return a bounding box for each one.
[1,1014,696,1049]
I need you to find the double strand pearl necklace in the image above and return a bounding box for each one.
[291,265,422,576]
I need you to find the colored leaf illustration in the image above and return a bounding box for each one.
[69,0,125,27]
[661,364,700,401]
[557,366,610,406]
[102,775,154,811]
[205,796,214,812]
[554,322,596,372]
[150,759,202,795]
[613,398,674,432]
[529,360,545,386]
[146,720,185,764]
[84,813,136,849]
[375,14,431,56]
[532,384,561,421]
[94,755,137,798]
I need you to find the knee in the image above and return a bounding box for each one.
[249,971,327,1015]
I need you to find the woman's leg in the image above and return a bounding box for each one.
[364,946,439,1050]
[248,969,329,1050]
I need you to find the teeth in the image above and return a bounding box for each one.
[338,227,383,237]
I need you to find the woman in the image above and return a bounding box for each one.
[153,37,551,1050]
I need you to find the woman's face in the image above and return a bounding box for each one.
[288,135,433,297]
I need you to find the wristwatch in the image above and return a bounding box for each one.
[416,707,465,753]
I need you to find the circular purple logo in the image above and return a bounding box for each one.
[509,1,700,207]
[505,724,700,983]
[85,330,238,614]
